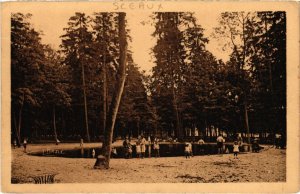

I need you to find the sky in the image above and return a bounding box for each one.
[30,11,230,74]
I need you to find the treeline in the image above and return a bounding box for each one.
[11,12,154,145]
[149,12,286,143]
[11,12,286,145]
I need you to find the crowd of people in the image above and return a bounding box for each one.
[123,135,161,159]
[121,133,248,159]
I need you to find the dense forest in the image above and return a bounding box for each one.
[11,11,286,146]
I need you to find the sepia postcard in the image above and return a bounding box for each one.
[1,1,299,193]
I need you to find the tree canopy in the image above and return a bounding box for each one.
[11,11,286,147]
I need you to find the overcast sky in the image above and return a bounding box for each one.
[30,11,230,74]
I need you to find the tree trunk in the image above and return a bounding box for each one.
[13,112,21,146]
[244,101,251,144]
[264,13,275,143]
[241,14,250,144]
[18,107,22,142]
[204,119,208,139]
[53,105,58,142]
[172,85,181,140]
[61,111,65,137]
[209,125,213,141]
[101,13,108,137]
[102,60,107,136]
[137,119,140,137]
[94,12,127,169]
[79,18,90,143]
[16,93,25,145]
[81,60,90,142]
[154,113,158,137]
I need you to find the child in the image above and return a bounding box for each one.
[136,141,142,158]
[140,136,146,158]
[128,142,133,159]
[187,142,193,157]
[111,147,117,158]
[153,138,160,157]
[233,141,239,159]
[80,138,84,157]
[252,138,260,153]
[92,149,96,158]
[198,138,205,154]
[23,138,27,153]
[185,143,190,159]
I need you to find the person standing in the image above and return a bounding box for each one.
[153,137,160,157]
[23,138,27,153]
[128,139,133,159]
[236,134,243,146]
[80,138,84,157]
[233,141,239,159]
[187,142,193,157]
[111,147,117,158]
[216,135,225,154]
[198,138,205,155]
[123,137,130,159]
[147,136,152,158]
[140,135,146,158]
[184,143,190,159]
[252,138,260,152]
[92,149,96,158]
[136,138,142,158]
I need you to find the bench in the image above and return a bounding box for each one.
[31,173,57,184]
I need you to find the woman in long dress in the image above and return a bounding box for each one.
[140,136,146,158]
[136,136,142,158]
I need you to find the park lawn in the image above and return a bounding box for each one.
[11,143,286,183]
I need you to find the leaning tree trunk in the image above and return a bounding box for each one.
[94,12,127,169]
[101,13,108,137]
[81,60,90,142]
[101,59,107,137]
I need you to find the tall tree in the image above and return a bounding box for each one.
[94,12,127,169]
[60,12,93,142]
[39,45,72,142]
[117,59,156,138]
[151,13,191,139]
[91,13,120,137]
[11,13,43,145]
[248,12,286,138]
[151,12,211,139]
[213,12,256,143]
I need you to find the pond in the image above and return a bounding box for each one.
[29,143,250,159]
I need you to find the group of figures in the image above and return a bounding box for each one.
[216,134,243,159]
[122,134,246,159]
[13,138,28,152]
[123,136,160,159]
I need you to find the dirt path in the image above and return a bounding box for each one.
[11,143,286,183]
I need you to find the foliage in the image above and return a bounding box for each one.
[11,11,286,145]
